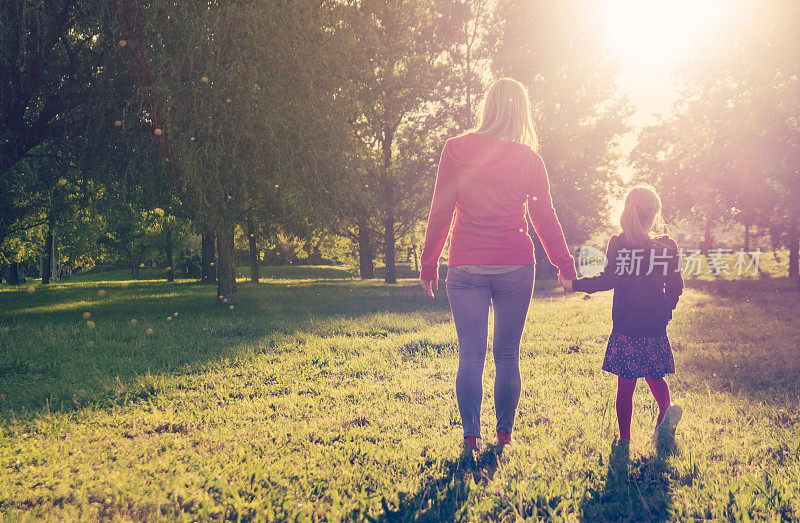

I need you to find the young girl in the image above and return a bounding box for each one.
[561,186,684,446]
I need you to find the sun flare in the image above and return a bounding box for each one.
[602,0,744,71]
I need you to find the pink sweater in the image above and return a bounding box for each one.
[420,132,577,281]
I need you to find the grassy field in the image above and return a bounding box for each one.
[1,265,799,520]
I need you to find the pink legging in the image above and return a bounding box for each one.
[616,376,670,440]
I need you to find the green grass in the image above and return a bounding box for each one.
[66,268,171,282]
[1,266,799,520]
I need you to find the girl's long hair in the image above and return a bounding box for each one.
[620,185,663,245]
[472,77,539,152]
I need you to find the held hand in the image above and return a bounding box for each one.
[420,279,437,298]
[558,275,574,293]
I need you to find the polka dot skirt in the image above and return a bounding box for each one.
[602,331,675,379]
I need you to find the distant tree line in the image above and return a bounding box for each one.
[27,1,800,302]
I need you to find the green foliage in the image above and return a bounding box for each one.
[334,0,458,281]
[130,0,350,226]
[113,0,358,299]
[0,0,120,244]
[98,206,161,278]
[2,0,637,285]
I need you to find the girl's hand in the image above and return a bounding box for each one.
[420,279,436,298]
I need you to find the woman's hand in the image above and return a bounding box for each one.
[558,275,574,293]
[420,279,437,298]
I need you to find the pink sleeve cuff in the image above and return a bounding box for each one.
[558,266,577,281]
[420,265,439,281]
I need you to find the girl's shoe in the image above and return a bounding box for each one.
[652,403,683,447]
[464,436,482,452]
[496,431,512,447]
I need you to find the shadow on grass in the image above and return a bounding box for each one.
[674,278,800,402]
[0,276,457,418]
[0,265,571,419]
[373,445,504,522]
[580,439,678,522]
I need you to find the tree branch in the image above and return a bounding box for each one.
[6,218,48,235]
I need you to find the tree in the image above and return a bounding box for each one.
[344,0,450,284]
[632,0,800,282]
[436,0,495,132]
[491,0,632,248]
[116,0,349,304]
[98,205,158,280]
[1,0,117,247]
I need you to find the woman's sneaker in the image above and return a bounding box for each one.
[652,404,683,447]
[464,436,483,452]
[496,431,512,447]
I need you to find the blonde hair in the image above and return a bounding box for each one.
[620,185,663,245]
[473,77,539,152]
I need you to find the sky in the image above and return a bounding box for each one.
[613,61,681,184]
[599,0,748,216]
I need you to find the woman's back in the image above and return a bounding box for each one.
[419,132,576,281]
[447,132,535,249]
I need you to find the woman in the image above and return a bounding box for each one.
[419,78,576,453]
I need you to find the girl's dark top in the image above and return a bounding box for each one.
[572,234,683,337]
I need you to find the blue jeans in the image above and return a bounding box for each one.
[445,265,535,438]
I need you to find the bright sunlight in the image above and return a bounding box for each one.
[602,0,744,70]
[602,0,750,124]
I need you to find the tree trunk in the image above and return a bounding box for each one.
[770,227,781,254]
[201,231,209,281]
[788,219,799,281]
[744,222,751,253]
[247,220,260,283]
[357,214,374,279]
[201,225,216,284]
[6,262,21,285]
[42,225,53,285]
[125,245,142,280]
[412,244,419,273]
[216,219,238,305]
[213,235,218,283]
[51,234,59,282]
[311,245,322,265]
[127,249,136,279]
[165,225,175,282]
[382,127,396,284]
[702,221,712,255]
[383,199,396,284]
